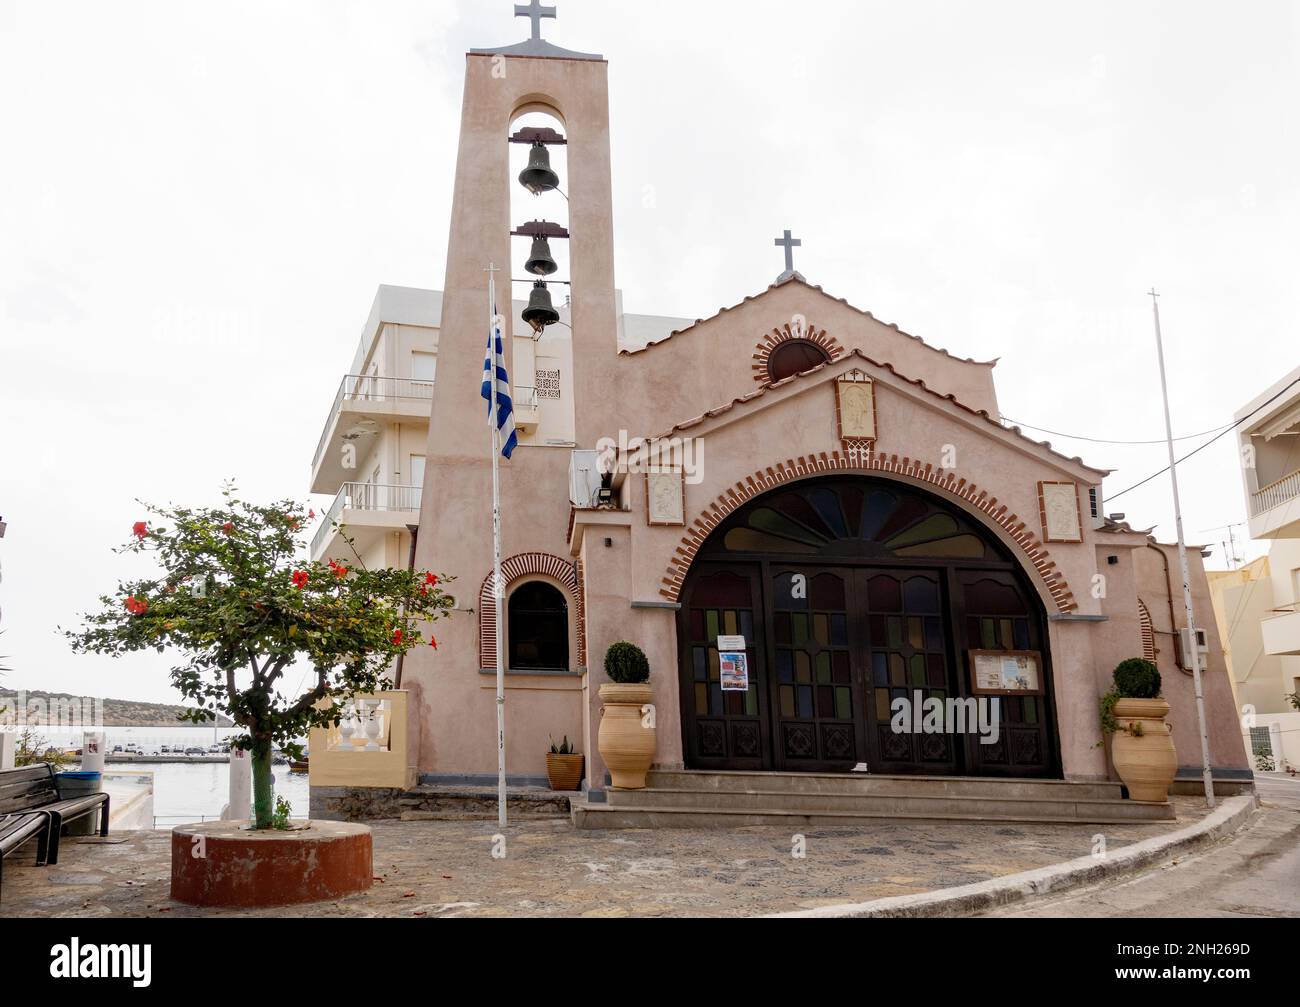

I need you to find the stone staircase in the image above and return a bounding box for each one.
[571,769,1175,829]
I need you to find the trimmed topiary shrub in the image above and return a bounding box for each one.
[1098,658,1164,739]
[604,641,650,684]
[1113,658,1161,699]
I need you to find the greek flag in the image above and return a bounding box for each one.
[481,299,518,460]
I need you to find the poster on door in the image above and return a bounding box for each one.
[720,652,749,691]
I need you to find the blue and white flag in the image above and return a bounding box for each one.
[481,298,518,460]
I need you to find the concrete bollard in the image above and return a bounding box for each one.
[221,746,251,821]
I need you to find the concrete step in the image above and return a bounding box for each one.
[644,769,1125,802]
[573,796,1175,830]
[602,786,1173,823]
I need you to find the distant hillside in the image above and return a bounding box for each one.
[0,690,233,728]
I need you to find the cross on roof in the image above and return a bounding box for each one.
[775,229,802,278]
[515,0,557,41]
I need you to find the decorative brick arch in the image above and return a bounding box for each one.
[752,320,845,385]
[659,450,1079,615]
[479,553,586,669]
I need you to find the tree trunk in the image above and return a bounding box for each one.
[251,736,274,830]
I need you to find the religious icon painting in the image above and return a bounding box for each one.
[835,370,877,452]
[1037,481,1084,543]
[646,470,686,527]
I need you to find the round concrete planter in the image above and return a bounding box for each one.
[170,820,372,908]
[1111,698,1177,803]
[598,682,656,790]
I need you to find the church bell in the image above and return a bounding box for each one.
[522,280,561,333]
[524,235,558,276]
[519,141,560,195]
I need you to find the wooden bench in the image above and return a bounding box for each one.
[0,809,52,903]
[0,763,110,870]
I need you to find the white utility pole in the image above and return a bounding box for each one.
[1150,289,1215,808]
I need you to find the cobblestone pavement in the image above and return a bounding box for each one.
[2,798,1212,918]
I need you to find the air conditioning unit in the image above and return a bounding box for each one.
[1175,627,1210,671]
[569,450,603,508]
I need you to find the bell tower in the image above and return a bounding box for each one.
[407,5,618,773]
[423,5,616,467]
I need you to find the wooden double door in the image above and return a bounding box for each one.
[677,560,1058,777]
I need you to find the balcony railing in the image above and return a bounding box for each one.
[1250,468,1300,517]
[312,482,424,557]
[514,385,539,411]
[312,375,435,475]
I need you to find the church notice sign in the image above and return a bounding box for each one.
[720,651,749,692]
[968,650,1044,696]
[718,637,748,690]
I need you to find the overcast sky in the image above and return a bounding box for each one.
[2,0,1297,705]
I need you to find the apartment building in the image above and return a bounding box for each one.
[1212,365,1300,771]
[309,283,686,568]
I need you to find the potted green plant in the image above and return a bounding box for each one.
[1099,658,1177,802]
[597,641,656,789]
[546,735,584,792]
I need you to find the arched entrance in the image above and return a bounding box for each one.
[676,476,1060,777]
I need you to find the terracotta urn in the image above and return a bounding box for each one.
[597,682,656,789]
[1111,698,1178,802]
[546,752,585,792]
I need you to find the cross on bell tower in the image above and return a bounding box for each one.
[775,229,803,282]
[515,0,557,41]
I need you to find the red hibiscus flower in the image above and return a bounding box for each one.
[429,636,438,650]
[309,510,316,520]
[221,522,233,535]
[424,573,438,586]
[392,629,404,646]
[291,570,309,589]
[125,596,148,615]
[132,522,148,540]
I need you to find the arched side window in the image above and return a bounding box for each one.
[508,581,570,671]
[478,552,585,671]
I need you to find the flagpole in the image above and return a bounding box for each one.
[1149,289,1215,808]
[488,263,507,829]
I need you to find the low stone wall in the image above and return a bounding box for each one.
[311,784,573,822]
[310,786,409,822]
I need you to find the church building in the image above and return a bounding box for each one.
[370,7,1251,822]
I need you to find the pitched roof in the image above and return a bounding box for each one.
[651,348,1110,478]
[619,274,998,367]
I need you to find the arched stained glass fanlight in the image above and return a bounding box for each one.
[715,478,1004,561]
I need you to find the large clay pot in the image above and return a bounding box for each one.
[1111,698,1177,802]
[598,682,656,789]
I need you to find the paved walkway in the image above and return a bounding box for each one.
[981,776,1300,918]
[2,797,1215,917]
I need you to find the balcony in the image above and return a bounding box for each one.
[1262,603,1300,657]
[514,385,540,432]
[1249,469,1300,539]
[311,482,423,562]
[311,375,434,494]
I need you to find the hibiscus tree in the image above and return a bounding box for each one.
[66,485,452,829]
